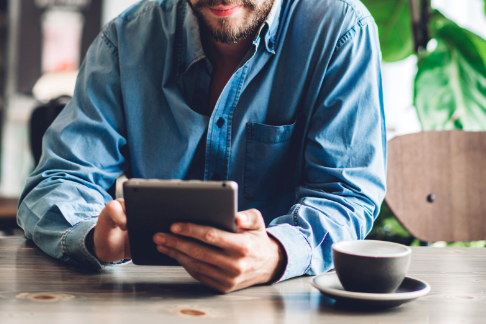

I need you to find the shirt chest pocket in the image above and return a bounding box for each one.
[244,121,299,201]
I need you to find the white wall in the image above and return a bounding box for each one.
[102,0,141,25]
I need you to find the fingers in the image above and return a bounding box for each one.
[167,208,265,254]
[153,208,269,293]
[153,233,243,276]
[185,269,232,294]
[170,223,242,250]
[236,209,265,231]
[116,198,126,213]
[92,199,130,262]
[157,245,240,293]
[102,199,127,231]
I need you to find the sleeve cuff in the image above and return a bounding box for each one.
[266,224,312,282]
[62,218,131,269]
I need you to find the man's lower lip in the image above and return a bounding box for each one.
[209,5,242,17]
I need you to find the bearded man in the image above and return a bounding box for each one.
[18,0,386,293]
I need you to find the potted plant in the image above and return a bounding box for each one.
[362,0,486,130]
[363,0,486,244]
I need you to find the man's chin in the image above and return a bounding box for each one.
[208,21,245,33]
[192,6,263,44]
[204,19,248,34]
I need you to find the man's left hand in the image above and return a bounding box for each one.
[153,209,286,293]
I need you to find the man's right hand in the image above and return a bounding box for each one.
[92,198,131,262]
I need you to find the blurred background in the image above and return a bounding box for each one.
[0,0,485,246]
[0,0,140,235]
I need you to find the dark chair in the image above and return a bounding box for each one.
[385,131,486,242]
[29,96,71,167]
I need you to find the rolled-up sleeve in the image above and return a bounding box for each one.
[17,28,129,269]
[268,18,386,282]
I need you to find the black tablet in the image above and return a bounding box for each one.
[123,179,238,265]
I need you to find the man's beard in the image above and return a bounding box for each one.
[186,0,275,44]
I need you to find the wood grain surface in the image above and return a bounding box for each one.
[386,131,486,242]
[0,238,485,323]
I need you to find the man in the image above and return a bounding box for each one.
[18,0,386,293]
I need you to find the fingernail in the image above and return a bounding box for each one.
[157,245,168,253]
[155,234,166,244]
[172,224,181,233]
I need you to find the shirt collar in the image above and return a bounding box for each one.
[178,0,283,76]
[258,0,282,54]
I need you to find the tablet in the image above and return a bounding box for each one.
[123,179,238,266]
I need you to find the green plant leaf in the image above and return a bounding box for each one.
[361,0,414,62]
[415,11,486,130]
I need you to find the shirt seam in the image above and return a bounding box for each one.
[335,16,375,51]
[302,231,314,274]
[60,217,90,260]
[100,31,119,58]
[247,137,292,144]
[292,204,301,226]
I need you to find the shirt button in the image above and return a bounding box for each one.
[211,173,222,181]
[217,117,225,128]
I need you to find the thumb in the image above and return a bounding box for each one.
[237,209,265,231]
[99,199,127,231]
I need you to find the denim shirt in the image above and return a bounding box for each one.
[18,0,386,282]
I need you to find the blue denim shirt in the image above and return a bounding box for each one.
[18,0,386,282]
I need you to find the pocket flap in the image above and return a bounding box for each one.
[246,121,296,143]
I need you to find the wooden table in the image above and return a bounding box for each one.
[0,238,485,324]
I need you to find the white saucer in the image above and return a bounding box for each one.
[311,272,431,308]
